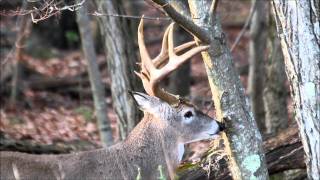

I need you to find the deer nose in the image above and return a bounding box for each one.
[217,121,225,131]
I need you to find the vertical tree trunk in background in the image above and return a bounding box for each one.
[149,0,269,179]
[121,0,139,46]
[248,0,267,132]
[10,1,30,107]
[271,0,320,179]
[76,2,113,146]
[263,18,288,134]
[94,0,142,140]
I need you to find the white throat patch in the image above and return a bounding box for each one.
[177,143,185,162]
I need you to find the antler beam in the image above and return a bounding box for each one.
[136,18,209,104]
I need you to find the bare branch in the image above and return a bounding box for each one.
[230,0,257,52]
[150,0,210,43]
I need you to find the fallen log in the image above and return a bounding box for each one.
[0,133,98,154]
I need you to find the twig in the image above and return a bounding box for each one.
[91,11,170,21]
[230,0,257,52]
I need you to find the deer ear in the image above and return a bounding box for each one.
[130,91,169,116]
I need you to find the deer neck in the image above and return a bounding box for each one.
[124,113,183,176]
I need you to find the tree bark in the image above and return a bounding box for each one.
[263,16,288,134]
[271,0,320,179]
[94,0,142,140]
[149,0,268,179]
[76,1,113,146]
[248,0,267,132]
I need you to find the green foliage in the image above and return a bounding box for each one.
[74,106,93,122]
[65,31,79,44]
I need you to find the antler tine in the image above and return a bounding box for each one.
[153,23,197,68]
[152,24,170,66]
[138,17,156,74]
[158,24,210,80]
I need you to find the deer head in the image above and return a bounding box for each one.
[134,18,224,143]
[131,92,224,144]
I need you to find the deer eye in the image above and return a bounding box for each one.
[184,111,193,118]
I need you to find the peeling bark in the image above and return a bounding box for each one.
[271,0,320,179]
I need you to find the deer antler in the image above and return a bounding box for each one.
[136,18,209,105]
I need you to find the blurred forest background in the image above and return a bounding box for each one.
[0,0,317,179]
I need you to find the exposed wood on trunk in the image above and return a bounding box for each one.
[271,0,320,179]
[76,1,113,146]
[94,0,142,139]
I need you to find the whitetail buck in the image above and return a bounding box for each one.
[0,19,224,180]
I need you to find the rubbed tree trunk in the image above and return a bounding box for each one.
[271,0,320,179]
[263,18,288,134]
[94,0,142,140]
[248,0,267,132]
[149,0,269,179]
[76,2,113,146]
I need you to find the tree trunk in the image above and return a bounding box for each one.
[248,0,267,132]
[76,1,113,146]
[271,0,320,179]
[10,1,31,108]
[94,0,142,140]
[263,16,288,134]
[149,0,269,179]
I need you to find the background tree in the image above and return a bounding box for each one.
[271,0,320,179]
[263,14,288,135]
[148,0,268,179]
[248,0,267,132]
[9,1,31,108]
[76,1,113,146]
[94,0,142,139]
